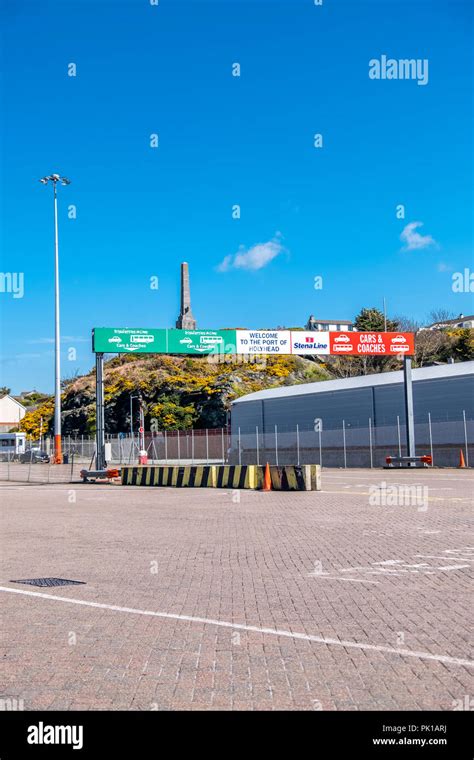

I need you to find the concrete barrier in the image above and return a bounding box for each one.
[122,465,216,487]
[214,465,257,489]
[121,464,321,491]
[257,465,321,491]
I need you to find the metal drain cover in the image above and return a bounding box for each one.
[10,578,85,587]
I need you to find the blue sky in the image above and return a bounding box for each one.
[0,0,472,393]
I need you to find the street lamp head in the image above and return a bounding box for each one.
[38,174,71,186]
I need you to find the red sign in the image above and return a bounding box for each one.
[329,332,415,356]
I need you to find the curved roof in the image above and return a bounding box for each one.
[232,361,474,405]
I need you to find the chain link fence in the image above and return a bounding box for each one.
[1,414,471,483]
[0,459,77,484]
[230,415,473,468]
[54,428,232,465]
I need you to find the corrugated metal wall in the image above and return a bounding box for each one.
[232,372,474,435]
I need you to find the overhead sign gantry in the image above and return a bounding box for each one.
[93,327,415,357]
[91,327,415,470]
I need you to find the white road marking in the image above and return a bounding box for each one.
[367,569,409,574]
[415,555,474,563]
[0,585,472,669]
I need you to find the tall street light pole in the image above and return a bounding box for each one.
[39,173,71,464]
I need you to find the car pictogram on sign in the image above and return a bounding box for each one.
[391,335,407,344]
[334,334,351,343]
[108,336,122,344]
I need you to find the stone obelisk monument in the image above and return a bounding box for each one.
[176,262,197,329]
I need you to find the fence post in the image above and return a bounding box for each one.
[70,452,74,482]
[296,424,300,466]
[177,430,181,464]
[191,429,194,464]
[275,424,279,466]
[221,428,225,463]
[238,427,242,466]
[164,430,168,463]
[206,429,209,463]
[428,412,434,466]
[256,426,259,466]
[342,420,347,469]
[463,410,469,467]
[146,438,153,460]
[397,415,402,457]
[368,417,373,469]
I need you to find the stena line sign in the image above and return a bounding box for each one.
[290,331,330,355]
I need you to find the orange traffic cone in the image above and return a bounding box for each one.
[459,449,466,468]
[263,462,272,491]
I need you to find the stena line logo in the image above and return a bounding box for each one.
[293,341,328,350]
[291,332,330,354]
[27,722,83,750]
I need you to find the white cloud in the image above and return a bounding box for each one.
[400,221,437,251]
[217,235,284,272]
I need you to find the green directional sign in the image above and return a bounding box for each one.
[93,327,238,355]
[93,327,167,354]
[167,329,237,355]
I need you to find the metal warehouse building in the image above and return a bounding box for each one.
[230,361,474,467]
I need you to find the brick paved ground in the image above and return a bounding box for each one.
[0,469,472,710]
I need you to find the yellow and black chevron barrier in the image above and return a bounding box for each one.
[214,465,257,489]
[121,464,321,491]
[257,464,321,491]
[121,465,216,488]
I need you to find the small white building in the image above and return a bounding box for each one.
[0,394,26,432]
[422,313,474,331]
[306,315,353,332]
